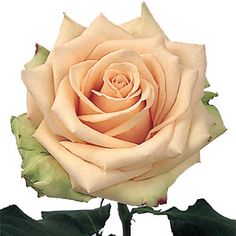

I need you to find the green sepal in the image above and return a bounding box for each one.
[24,44,50,69]
[204,78,210,88]
[11,114,92,202]
[201,90,226,139]
[202,91,218,105]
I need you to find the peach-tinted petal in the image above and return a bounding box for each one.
[166,41,206,102]
[22,63,54,115]
[27,93,43,127]
[141,54,166,126]
[90,152,200,206]
[120,2,168,40]
[102,81,154,143]
[115,110,153,144]
[165,110,192,157]
[149,66,198,136]
[135,101,212,181]
[91,89,141,113]
[153,46,181,124]
[60,123,174,171]
[88,36,163,60]
[52,14,132,91]
[22,63,78,141]
[34,120,151,193]
[68,60,104,115]
[54,13,85,47]
[52,77,135,148]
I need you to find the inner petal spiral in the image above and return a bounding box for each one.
[100,70,133,98]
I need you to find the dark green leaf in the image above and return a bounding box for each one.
[131,205,161,215]
[0,204,111,236]
[132,199,236,236]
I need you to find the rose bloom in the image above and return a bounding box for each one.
[18,3,224,206]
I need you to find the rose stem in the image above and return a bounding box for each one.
[118,203,132,236]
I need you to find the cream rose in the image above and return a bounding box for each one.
[18,3,224,206]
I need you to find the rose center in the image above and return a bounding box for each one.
[99,70,134,98]
[110,74,130,90]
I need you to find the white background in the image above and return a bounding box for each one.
[0,0,236,235]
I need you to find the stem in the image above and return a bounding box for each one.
[118,203,132,236]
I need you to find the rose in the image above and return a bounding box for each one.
[14,3,225,206]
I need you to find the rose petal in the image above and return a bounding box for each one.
[89,152,200,206]
[114,110,153,144]
[52,77,135,148]
[149,66,198,135]
[135,102,211,180]
[60,123,175,171]
[54,13,85,47]
[22,63,78,141]
[52,14,132,91]
[141,54,166,126]
[68,60,105,115]
[22,64,54,115]
[34,120,151,193]
[27,93,43,127]
[91,89,141,113]
[88,36,164,60]
[102,81,155,143]
[120,2,168,40]
[166,41,206,102]
[153,46,181,124]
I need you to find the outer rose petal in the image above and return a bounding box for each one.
[135,102,212,180]
[54,13,85,47]
[120,2,168,40]
[152,46,181,124]
[166,41,206,102]
[149,66,198,136]
[34,120,151,193]
[24,44,50,127]
[141,54,166,127]
[60,123,175,171]
[27,94,43,127]
[88,36,163,60]
[91,152,200,206]
[22,64,80,142]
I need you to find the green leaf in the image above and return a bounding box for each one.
[0,204,111,236]
[11,114,92,202]
[132,199,236,236]
[24,44,49,69]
